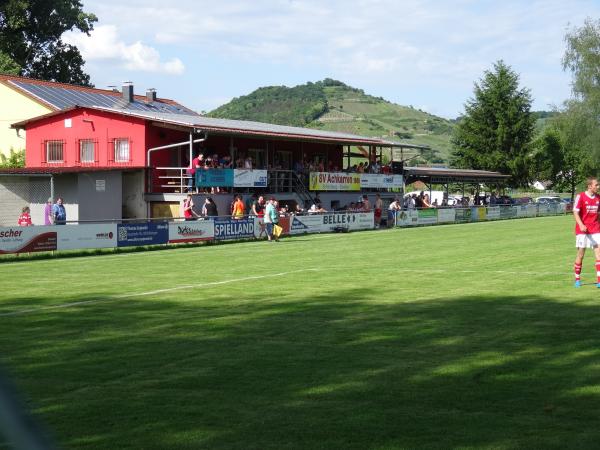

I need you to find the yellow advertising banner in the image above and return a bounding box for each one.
[309,172,361,191]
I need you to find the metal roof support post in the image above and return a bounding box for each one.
[188,132,193,168]
[50,175,54,201]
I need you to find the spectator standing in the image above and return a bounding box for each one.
[362,195,371,211]
[388,199,402,227]
[18,206,32,226]
[373,193,383,228]
[44,197,53,225]
[573,176,600,288]
[232,195,245,219]
[203,197,219,218]
[183,194,198,221]
[251,195,265,217]
[52,197,67,225]
[264,197,276,241]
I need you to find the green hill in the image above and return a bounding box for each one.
[208,79,454,163]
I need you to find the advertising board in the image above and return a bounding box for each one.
[360,174,403,189]
[486,206,500,220]
[396,210,419,226]
[233,170,268,187]
[117,222,169,247]
[309,172,361,191]
[0,226,57,254]
[196,169,234,188]
[437,208,456,223]
[499,206,517,219]
[214,218,255,241]
[418,208,438,225]
[168,220,214,243]
[454,208,472,223]
[56,223,117,250]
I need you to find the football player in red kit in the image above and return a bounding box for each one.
[573,176,600,288]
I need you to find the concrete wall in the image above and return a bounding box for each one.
[77,171,122,221]
[0,83,51,157]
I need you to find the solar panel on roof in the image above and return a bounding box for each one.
[11,80,193,115]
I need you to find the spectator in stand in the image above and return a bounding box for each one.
[235,154,244,168]
[327,161,334,172]
[202,197,219,218]
[18,206,32,226]
[422,194,432,208]
[432,199,439,208]
[232,194,245,219]
[183,194,198,221]
[357,162,365,173]
[381,164,391,174]
[405,195,416,210]
[374,193,383,228]
[362,195,371,211]
[244,156,253,169]
[293,203,305,215]
[309,202,327,214]
[44,197,53,225]
[414,193,424,208]
[388,198,402,227]
[52,197,67,225]
[489,192,498,206]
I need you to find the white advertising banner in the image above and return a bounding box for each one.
[168,220,214,243]
[288,215,325,235]
[288,212,374,234]
[0,226,57,254]
[486,206,500,220]
[396,210,419,227]
[56,223,117,250]
[437,208,456,223]
[360,174,403,189]
[233,169,268,187]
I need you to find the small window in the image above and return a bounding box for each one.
[79,139,95,163]
[114,138,130,162]
[46,140,64,163]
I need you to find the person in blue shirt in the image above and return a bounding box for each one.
[52,197,67,225]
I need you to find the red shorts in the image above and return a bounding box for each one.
[374,208,382,218]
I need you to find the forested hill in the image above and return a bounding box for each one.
[208,79,454,162]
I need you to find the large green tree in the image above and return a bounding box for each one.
[562,18,600,167]
[533,101,597,198]
[451,60,535,187]
[0,0,97,86]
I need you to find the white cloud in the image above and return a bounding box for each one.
[64,25,185,75]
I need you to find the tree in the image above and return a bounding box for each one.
[563,18,600,166]
[0,148,25,168]
[451,60,535,187]
[0,0,97,86]
[533,102,597,198]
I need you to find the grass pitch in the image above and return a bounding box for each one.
[1,215,599,449]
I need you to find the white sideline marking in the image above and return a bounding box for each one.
[0,268,319,317]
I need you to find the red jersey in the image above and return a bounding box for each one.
[18,213,32,226]
[574,192,600,235]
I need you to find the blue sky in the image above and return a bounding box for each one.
[64,0,600,119]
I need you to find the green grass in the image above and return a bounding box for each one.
[1,215,599,449]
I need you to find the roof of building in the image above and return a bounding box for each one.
[0,73,197,115]
[12,105,398,146]
[404,166,510,184]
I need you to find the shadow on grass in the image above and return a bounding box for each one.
[1,290,600,449]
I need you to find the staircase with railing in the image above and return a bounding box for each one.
[267,170,314,207]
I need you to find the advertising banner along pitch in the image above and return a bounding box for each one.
[117,222,169,247]
[0,226,57,254]
[168,220,214,243]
